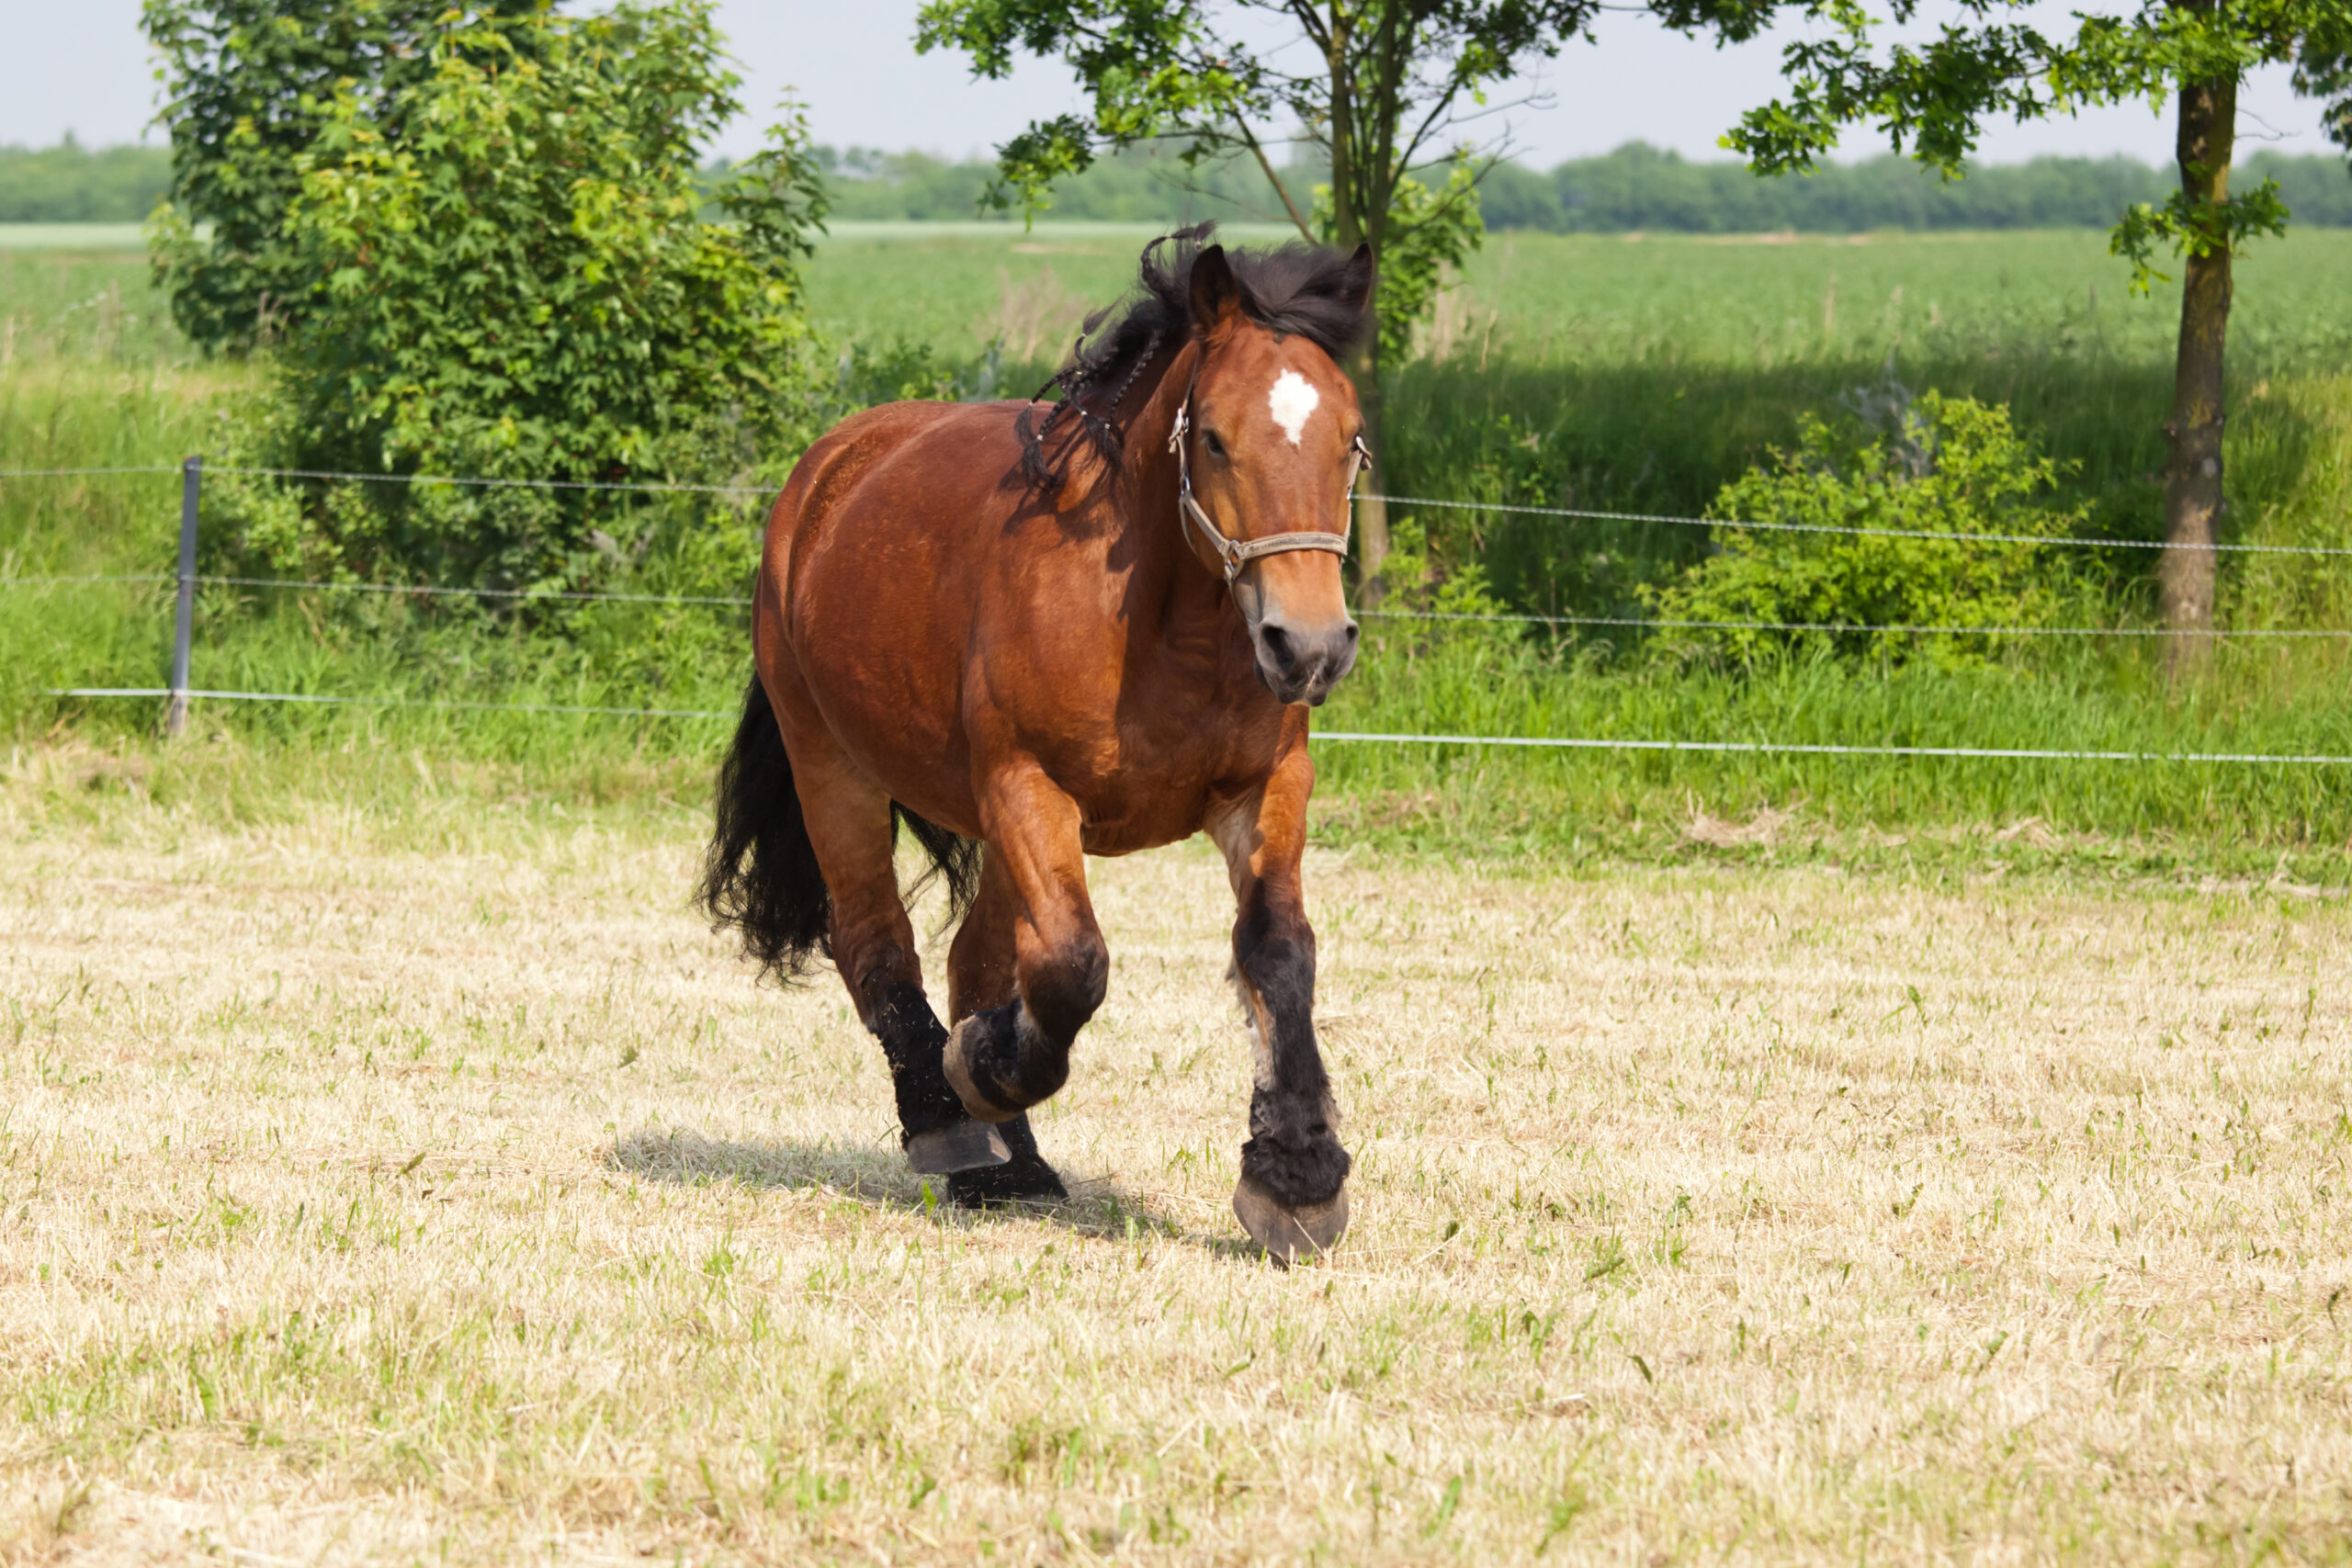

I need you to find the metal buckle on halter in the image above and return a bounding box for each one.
[1170,387,1367,584]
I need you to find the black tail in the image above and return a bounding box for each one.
[698,672,984,983]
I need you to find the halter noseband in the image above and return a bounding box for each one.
[1167,358,1373,584]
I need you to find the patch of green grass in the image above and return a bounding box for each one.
[0,247,186,366]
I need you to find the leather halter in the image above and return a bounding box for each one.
[1167,358,1372,584]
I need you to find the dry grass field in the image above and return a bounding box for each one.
[4,759,2352,1564]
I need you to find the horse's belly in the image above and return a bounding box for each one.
[1073,783,1214,857]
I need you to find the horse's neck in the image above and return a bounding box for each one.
[1115,340,1228,643]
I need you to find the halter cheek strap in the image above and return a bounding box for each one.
[1168,376,1371,585]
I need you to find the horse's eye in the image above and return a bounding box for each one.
[1203,429,1228,460]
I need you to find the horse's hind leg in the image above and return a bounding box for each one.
[941,849,1068,1205]
[779,716,1010,1178]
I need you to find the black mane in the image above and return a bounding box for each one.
[1017,221,1373,489]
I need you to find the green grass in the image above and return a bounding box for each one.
[5,227,2352,868]
[0,247,186,366]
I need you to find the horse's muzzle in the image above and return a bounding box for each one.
[1253,615,1360,706]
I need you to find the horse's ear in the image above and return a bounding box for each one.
[1340,243,1375,316]
[1189,244,1242,334]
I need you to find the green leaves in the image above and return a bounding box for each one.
[2109,174,2290,293]
[142,0,549,355]
[192,2,828,591]
[1645,391,2094,671]
[1724,0,2351,186]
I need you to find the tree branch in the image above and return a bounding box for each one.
[1235,113,1317,240]
[1281,0,1332,54]
[1392,86,1464,179]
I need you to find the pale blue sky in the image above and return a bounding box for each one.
[0,0,2332,168]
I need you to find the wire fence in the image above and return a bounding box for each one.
[9,457,2352,763]
[1363,493,2352,558]
[39,687,2352,766]
[15,573,2346,641]
[1357,608,2352,640]
[54,686,729,719]
[17,463,2352,556]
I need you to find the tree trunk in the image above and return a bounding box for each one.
[2160,73,2236,679]
[1323,3,1392,597]
[1351,350,1390,595]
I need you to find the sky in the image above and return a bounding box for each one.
[1,0,2335,170]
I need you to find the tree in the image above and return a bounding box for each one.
[912,0,1638,587]
[213,2,829,589]
[143,0,548,353]
[1723,0,2352,671]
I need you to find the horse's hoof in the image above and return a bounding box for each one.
[943,1014,1021,1123]
[904,1120,1011,1174]
[947,1151,1068,1209]
[1232,1175,1350,1265]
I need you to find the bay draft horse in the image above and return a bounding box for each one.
[698,224,1372,1260]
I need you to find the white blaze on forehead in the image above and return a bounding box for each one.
[1266,368,1320,446]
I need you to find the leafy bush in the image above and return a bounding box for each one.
[143,0,548,354]
[1645,391,2093,669]
[203,2,829,592]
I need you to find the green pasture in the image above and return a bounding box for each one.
[5,225,2352,869]
[808,223,2352,371]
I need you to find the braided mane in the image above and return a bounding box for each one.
[1016,221,1374,489]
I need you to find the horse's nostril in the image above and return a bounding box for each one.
[1341,621,1360,646]
[1260,623,1298,671]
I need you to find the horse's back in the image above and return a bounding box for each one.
[756,399,1046,831]
[770,399,1026,560]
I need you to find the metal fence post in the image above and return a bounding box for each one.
[164,455,200,738]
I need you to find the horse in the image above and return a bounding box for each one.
[697,224,1374,1261]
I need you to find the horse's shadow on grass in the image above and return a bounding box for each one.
[609,1126,1264,1259]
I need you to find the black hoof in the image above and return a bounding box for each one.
[904,1119,1011,1175]
[944,1114,1066,1208]
[946,1156,1067,1208]
[943,1005,1067,1123]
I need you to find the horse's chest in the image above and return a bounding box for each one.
[1068,704,1275,856]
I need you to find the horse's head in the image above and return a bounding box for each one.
[1178,243,1373,707]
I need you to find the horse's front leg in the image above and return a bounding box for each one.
[942,762,1107,1124]
[1209,748,1351,1262]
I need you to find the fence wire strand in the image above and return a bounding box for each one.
[53,687,729,719]
[202,574,753,606]
[1366,493,2352,557]
[0,573,175,589]
[48,688,2352,765]
[1358,608,2352,639]
[0,466,184,479]
[14,570,2352,638]
[8,461,2352,557]
[209,465,775,497]
[1315,731,2352,765]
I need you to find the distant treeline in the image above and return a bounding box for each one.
[811,140,2352,231]
[1480,142,2352,231]
[809,142,1293,225]
[0,139,172,222]
[8,135,2349,231]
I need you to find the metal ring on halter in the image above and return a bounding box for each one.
[1168,369,1370,584]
